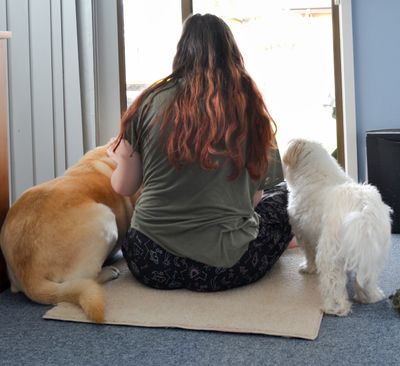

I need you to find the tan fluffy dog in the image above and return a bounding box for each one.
[0,146,139,323]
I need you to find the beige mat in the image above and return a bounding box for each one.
[43,248,323,340]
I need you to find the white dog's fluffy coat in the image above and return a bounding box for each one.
[283,139,392,316]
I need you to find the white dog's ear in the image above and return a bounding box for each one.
[283,139,306,167]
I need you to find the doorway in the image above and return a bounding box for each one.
[121,0,339,159]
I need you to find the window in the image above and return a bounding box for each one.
[193,0,336,155]
[121,0,350,165]
[123,0,182,106]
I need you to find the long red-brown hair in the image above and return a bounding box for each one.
[115,13,276,180]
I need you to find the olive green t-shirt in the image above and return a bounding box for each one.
[125,82,284,267]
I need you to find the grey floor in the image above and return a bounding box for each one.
[1,236,399,366]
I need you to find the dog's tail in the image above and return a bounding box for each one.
[25,277,105,323]
[340,194,392,287]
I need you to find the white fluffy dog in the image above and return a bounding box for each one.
[282,139,392,316]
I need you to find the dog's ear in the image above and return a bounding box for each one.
[282,139,306,168]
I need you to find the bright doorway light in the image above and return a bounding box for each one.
[194,0,336,154]
[123,0,336,154]
[123,0,182,106]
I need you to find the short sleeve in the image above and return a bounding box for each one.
[124,118,139,153]
[124,121,137,146]
[258,147,284,190]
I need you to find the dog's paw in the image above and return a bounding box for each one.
[97,266,120,283]
[109,266,120,280]
[10,283,20,293]
[298,261,317,274]
[323,300,352,317]
[354,286,385,304]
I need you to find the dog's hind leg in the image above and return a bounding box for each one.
[318,266,352,316]
[353,275,385,304]
[7,268,21,293]
[316,238,352,316]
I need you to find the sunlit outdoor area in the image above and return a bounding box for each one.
[123,0,182,104]
[123,0,336,154]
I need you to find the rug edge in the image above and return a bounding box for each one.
[43,311,323,340]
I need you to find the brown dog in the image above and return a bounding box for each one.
[0,146,138,323]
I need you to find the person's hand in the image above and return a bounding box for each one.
[107,137,134,164]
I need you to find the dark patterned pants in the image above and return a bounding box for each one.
[122,182,293,292]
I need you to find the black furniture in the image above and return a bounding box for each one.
[366,129,400,233]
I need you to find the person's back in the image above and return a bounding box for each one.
[127,82,268,267]
[108,13,292,291]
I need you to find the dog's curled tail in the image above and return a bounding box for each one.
[340,196,392,287]
[25,277,105,323]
